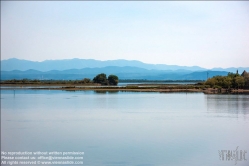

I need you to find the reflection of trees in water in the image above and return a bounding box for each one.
[205,94,249,115]
[94,90,107,94]
[94,90,119,94]
[108,91,119,94]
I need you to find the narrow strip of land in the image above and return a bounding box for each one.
[1,84,249,94]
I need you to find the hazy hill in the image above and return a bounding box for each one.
[1,58,206,71]
[180,71,228,80]
[0,67,228,80]
[2,58,248,73]
[1,58,247,80]
[0,67,180,80]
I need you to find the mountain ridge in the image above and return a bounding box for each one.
[1,58,206,71]
[1,66,228,80]
[1,58,248,73]
[1,58,247,80]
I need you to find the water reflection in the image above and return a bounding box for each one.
[94,90,108,94]
[94,90,129,94]
[107,91,119,94]
[1,90,249,166]
[205,94,249,115]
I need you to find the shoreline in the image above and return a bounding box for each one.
[1,84,249,94]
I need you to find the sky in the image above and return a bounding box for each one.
[1,1,249,69]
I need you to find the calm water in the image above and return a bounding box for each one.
[1,90,249,166]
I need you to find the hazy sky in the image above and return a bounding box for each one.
[1,1,249,68]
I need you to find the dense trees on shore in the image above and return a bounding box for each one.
[205,70,249,89]
[107,75,119,85]
[93,73,109,85]
[92,73,119,85]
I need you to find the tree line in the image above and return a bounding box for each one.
[1,73,119,86]
[205,70,249,89]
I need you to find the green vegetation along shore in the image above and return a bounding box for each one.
[204,70,249,89]
[1,71,249,94]
[1,84,249,94]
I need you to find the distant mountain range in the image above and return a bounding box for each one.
[0,67,228,80]
[1,58,248,80]
[1,58,206,71]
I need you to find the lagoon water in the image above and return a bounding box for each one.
[1,90,249,166]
